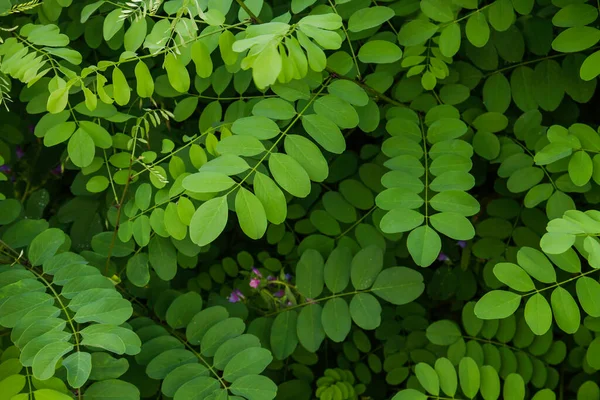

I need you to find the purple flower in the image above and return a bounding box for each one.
[249,278,261,288]
[50,165,62,176]
[15,146,24,160]
[252,267,262,278]
[228,289,244,303]
[267,275,275,282]
[457,240,467,249]
[284,273,292,282]
[0,165,10,173]
[437,252,449,262]
[273,290,285,298]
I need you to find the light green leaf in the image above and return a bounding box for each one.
[301,114,345,154]
[230,375,277,400]
[415,363,439,396]
[552,27,600,53]
[493,262,535,292]
[435,358,457,397]
[371,267,425,305]
[322,298,351,342]
[297,304,325,352]
[397,20,438,46]
[268,153,311,198]
[551,286,581,334]
[68,129,95,168]
[253,172,287,224]
[458,357,480,399]
[223,348,272,382]
[466,13,489,48]
[474,290,521,319]
[349,293,381,330]
[524,293,553,335]
[358,40,403,64]
[183,172,235,193]
[348,6,395,32]
[28,228,65,267]
[189,196,229,246]
[270,311,298,360]
[296,249,324,298]
[62,351,91,389]
[235,188,267,240]
[516,247,556,284]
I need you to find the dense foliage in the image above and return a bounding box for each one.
[2,0,600,398]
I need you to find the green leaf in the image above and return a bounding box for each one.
[201,318,245,356]
[327,80,369,106]
[551,286,580,334]
[358,40,403,64]
[232,116,280,140]
[112,67,130,106]
[230,375,277,400]
[284,135,329,182]
[504,373,525,400]
[507,167,544,193]
[103,9,124,41]
[552,27,600,53]
[581,50,600,81]
[165,54,188,93]
[430,212,475,241]
[270,311,298,360]
[191,41,213,78]
[148,236,177,281]
[313,95,359,129]
[407,225,442,267]
[189,196,229,246]
[268,153,311,198]
[435,358,457,397]
[474,290,521,319]
[297,304,325,352]
[576,276,600,317]
[166,292,203,329]
[296,249,325,298]
[62,351,91,389]
[516,247,556,284]
[253,98,296,120]
[380,208,425,233]
[28,228,65,267]
[569,150,593,186]
[371,267,425,305]
[322,298,351,342]
[213,335,260,370]
[426,320,462,345]
[324,246,352,294]
[429,191,479,216]
[126,253,150,287]
[351,245,383,290]
[217,135,265,157]
[223,348,272,382]
[493,262,535,292]
[479,365,500,400]
[173,376,219,400]
[397,20,438,46]
[134,61,154,98]
[301,114,345,154]
[348,6,395,32]
[84,379,140,400]
[524,293,552,335]
[68,129,95,168]
[439,23,461,57]
[253,172,287,224]
[466,13,489,48]
[488,0,514,32]
[183,172,235,193]
[415,363,439,396]
[32,341,73,380]
[186,306,229,345]
[349,293,381,330]
[458,357,480,399]
[43,121,76,147]
[235,188,268,240]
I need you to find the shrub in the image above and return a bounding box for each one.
[0,0,599,399]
